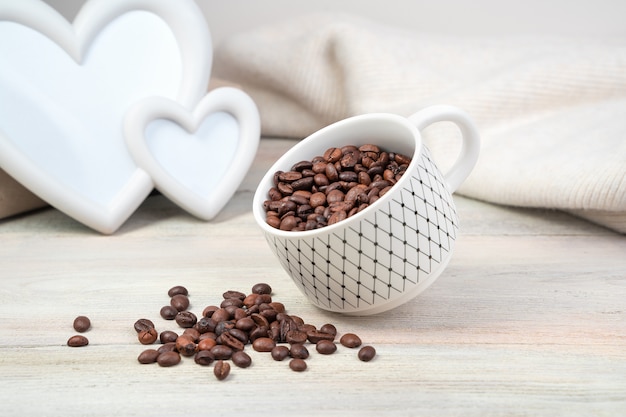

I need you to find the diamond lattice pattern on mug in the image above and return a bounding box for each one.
[269,148,459,311]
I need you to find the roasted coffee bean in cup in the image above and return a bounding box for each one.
[262,144,411,231]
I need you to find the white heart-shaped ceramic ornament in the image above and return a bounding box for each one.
[0,0,211,233]
[125,88,260,221]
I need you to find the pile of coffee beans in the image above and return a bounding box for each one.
[263,144,412,231]
[135,284,376,380]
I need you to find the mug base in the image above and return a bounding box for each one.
[304,250,454,316]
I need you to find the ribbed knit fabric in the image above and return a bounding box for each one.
[213,13,626,233]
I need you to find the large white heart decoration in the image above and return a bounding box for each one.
[124,87,260,220]
[0,0,211,233]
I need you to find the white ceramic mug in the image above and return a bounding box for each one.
[253,105,480,315]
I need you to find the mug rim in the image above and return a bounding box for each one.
[253,112,424,238]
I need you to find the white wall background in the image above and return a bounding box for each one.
[44,0,626,44]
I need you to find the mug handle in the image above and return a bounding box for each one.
[408,105,480,193]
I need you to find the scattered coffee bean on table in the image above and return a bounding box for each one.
[170,294,190,312]
[339,333,362,348]
[160,305,178,320]
[168,285,189,297]
[133,318,155,333]
[316,339,337,355]
[73,316,91,333]
[67,335,89,347]
[133,284,377,380]
[214,360,230,380]
[271,345,290,361]
[358,346,377,362]
[137,349,160,364]
[194,350,215,366]
[263,144,412,231]
[157,351,181,367]
[231,351,252,368]
[138,328,158,345]
[289,358,307,372]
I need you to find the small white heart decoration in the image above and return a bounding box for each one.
[124,87,260,220]
[0,0,211,233]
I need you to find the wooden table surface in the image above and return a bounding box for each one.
[1,138,625,417]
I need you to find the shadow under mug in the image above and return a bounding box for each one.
[253,105,480,315]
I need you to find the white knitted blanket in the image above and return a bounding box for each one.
[213,13,626,233]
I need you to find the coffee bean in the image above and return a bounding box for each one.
[222,290,246,300]
[175,311,197,328]
[306,329,335,343]
[183,328,200,342]
[220,298,244,309]
[235,317,256,332]
[315,340,337,355]
[158,342,177,354]
[292,160,313,172]
[214,320,235,337]
[340,148,360,168]
[271,345,290,361]
[358,346,376,362]
[299,323,316,333]
[214,360,230,380]
[268,187,282,201]
[278,171,302,182]
[289,358,307,372]
[170,294,190,312]
[197,338,217,351]
[160,305,178,320]
[67,335,89,347]
[194,350,215,366]
[220,331,245,351]
[133,318,155,333]
[73,316,91,333]
[288,193,309,206]
[159,330,178,344]
[286,330,308,344]
[268,302,285,313]
[250,313,270,329]
[249,326,270,342]
[157,351,181,367]
[292,176,314,191]
[394,153,412,165]
[176,335,197,357]
[210,344,233,360]
[279,215,298,230]
[167,285,188,297]
[339,333,362,348]
[210,308,231,324]
[195,317,215,334]
[243,293,272,308]
[289,343,309,359]
[252,337,276,352]
[232,351,252,368]
[202,305,219,318]
[251,283,272,295]
[138,328,158,345]
[137,349,160,364]
[199,331,217,342]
